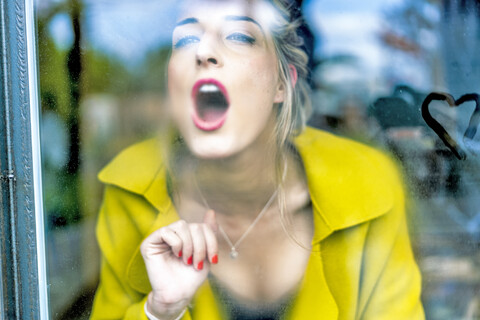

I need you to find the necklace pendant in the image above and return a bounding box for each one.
[230,248,238,259]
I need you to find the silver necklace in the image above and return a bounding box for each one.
[194,162,286,259]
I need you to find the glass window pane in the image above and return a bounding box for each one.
[37,0,480,318]
[38,0,170,317]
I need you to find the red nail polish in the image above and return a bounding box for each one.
[197,261,204,270]
[212,255,218,264]
[187,256,193,265]
[178,250,183,257]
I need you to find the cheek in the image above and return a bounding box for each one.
[243,57,279,106]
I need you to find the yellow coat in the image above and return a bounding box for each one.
[90,127,424,319]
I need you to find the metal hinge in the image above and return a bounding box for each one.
[0,170,16,182]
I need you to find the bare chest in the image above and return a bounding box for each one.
[209,206,313,303]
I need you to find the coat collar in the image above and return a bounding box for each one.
[294,127,394,242]
[98,138,172,212]
[98,127,394,303]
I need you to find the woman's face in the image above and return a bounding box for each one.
[168,0,285,159]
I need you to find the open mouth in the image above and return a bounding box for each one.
[192,79,230,131]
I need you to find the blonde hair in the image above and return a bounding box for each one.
[270,0,312,146]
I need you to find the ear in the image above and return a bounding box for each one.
[274,64,298,103]
[289,64,298,88]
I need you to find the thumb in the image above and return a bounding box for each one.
[203,209,218,232]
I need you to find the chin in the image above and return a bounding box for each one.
[186,135,239,160]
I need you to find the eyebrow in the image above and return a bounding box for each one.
[175,15,263,32]
[176,17,199,26]
[225,15,262,30]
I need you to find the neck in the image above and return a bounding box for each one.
[176,138,284,218]
[199,144,281,215]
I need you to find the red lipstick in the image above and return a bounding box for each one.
[191,79,230,131]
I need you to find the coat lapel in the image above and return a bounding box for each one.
[287,243,338,319]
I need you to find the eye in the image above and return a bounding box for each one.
[173,35,200,49]
[226,33,255,45]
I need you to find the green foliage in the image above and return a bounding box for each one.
[38,19,70,120]
[82,49,132,94]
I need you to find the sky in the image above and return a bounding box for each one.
[47,0,179,62]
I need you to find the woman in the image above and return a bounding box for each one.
[90,0,424,319]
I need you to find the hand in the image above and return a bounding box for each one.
[140,210,218,319]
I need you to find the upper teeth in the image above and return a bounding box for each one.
[199,84,220,93]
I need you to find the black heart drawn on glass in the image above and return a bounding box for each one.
[422,92,480,160]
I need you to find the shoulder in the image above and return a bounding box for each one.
[296,127,404,232]
[297,127,396,169]
[296,126,402,189]
[98,138,165,195]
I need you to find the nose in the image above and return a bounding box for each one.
[195,35,223,68]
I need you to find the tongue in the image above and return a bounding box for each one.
[200,107,226,122]
[196,91,229,122]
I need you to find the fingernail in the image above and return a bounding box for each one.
[212,255,218,264]
[178,250,183,257]
[187,256,193,265]
[197,261,204,270]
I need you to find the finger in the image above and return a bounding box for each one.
[158,228,183,257]
[203,209,218,233]
[189,224,207,270]
[170,220,194,264]
[141,227,181,258]
[202,224,219,264]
